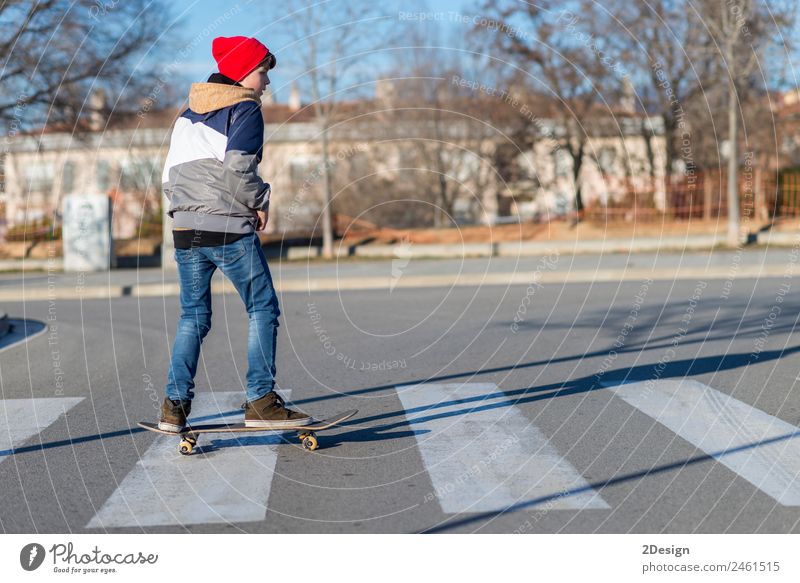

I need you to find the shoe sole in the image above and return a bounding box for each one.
[158,421,184,433]
[244,418,313,429]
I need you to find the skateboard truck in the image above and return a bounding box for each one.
[178,430,317,455]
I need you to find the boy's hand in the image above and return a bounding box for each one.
[255,209,268,231]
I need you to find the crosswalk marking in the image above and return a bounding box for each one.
[0,397,84,459]
[605,379,800,505]
[395,382,610,513]
[86,391,291,528]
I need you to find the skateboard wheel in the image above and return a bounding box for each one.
[185,436,197,446]
[302,435,318,451]
[298,432,310,441]
[179,441,193,455]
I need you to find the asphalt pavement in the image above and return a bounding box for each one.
[1,267,799,533]
[0,246,799,300]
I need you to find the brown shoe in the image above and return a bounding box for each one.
[158,398,192,432]
[244,392,311,428]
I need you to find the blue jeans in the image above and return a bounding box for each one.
[164,232,281,403]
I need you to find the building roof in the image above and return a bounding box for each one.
[5,88,668,152]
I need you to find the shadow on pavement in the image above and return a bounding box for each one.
[420,426,800,533]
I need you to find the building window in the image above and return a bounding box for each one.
[119,158,159,191]
[96,159,110,192]
[597,147,617,175]
[554,150,571,178]
[25,162,54,192]
[61,161,75,194]
[289,157,321,189]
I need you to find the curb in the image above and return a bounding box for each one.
[755,231,800,246]
[289,234,737,259]
[0,264,794,302]
[4,232,798,269]
[0,258,63,271]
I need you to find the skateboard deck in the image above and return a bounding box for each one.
[138,409,357,454]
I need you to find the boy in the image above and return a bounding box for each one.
[158,35,310,432]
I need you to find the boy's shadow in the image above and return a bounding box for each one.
[196,346,800,455]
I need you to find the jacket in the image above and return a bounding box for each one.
[161,82,270,233]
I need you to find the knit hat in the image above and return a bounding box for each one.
[212,36,270,82]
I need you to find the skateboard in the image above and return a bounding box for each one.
[138,409,357,455]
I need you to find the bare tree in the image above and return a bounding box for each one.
[377,32,500,227]
[0,0,177,131]
[697,0,795,244]
[477,0,622,220]
[604,1,712,185]
[605,0,796,222]
[277,0,393,257]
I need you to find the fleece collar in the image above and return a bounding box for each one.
[188,83,260,114]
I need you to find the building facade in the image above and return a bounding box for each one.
[0,97,672,247]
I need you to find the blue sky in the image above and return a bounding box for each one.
[167,0,473,103]
[159,0,799,104]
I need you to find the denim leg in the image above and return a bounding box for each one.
[217,233,281,402]
[164,247,216,401]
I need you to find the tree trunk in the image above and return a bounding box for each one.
[727,76,740,247]
[574,184,584,215]
[436,169,448,227]
[572,141,585,217]
[703,173,713,221]
[663,116,678,178]
[642,120,656,183]
[320,124,334,259]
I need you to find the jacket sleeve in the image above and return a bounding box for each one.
[223,101,271,211]
[161,117,182,211]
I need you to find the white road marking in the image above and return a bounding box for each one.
[605,379,800,505]
[87,391,292,528]
[0,398,84,459]
[396,382,610,513]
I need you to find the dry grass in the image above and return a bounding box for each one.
[337,217,747,245]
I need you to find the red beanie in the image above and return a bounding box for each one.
[212,36,270,82]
